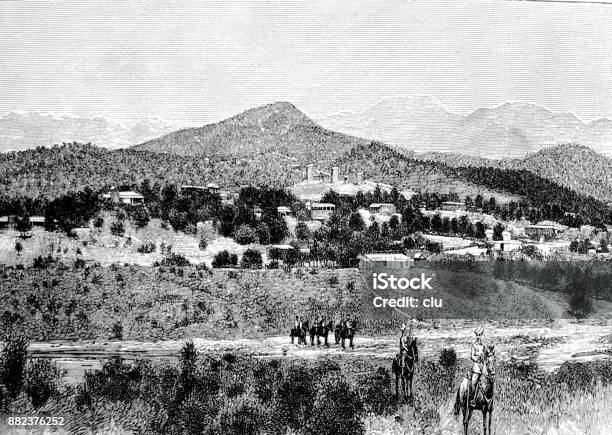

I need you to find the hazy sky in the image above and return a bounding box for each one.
[1,0,612,124]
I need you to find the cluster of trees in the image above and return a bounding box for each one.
[216,187,293,245]
[569,238,610,254]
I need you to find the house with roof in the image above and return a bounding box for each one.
[525,221,566,241]
[440,201,465,212]
[110,191,145,205]
[277,206,294,217]
[358,253,412,269]
[369,203,397,216]
[307,202,336,221]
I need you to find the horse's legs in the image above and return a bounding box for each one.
[395,373,399,399]
[482,410,486,435]
[341,337,346,349]
[409,373,413,398]
[350,335,354,349]
[488,409,492,435]
[463,408,472,435]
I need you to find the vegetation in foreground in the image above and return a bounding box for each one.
[1,339,611,434]
[0,259,610,342]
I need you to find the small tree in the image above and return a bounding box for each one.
[1,336,29,399]
[241,249,263,269]
[348,212,365,232]
[212,250,238,268]
[256,223,271,245]
[15,214,32,238]
[492,223,504,241]
[295,222,311,243]
[110,220,125,237]
[233,224,258,245]
[93,216,104,229]
[15,241,23,256]
[24,358,58,409]
[598,238,609,253]
[475,222,486,239]
[110,321,123,340]
[132,207,150,230]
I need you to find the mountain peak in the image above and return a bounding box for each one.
[132,101,364,158]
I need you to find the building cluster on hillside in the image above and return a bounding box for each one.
[289,164,415,202]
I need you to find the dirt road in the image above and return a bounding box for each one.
[24,320,611,382]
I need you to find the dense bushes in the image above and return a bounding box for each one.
[24,358,59,408]
[212,250,238,268]
[240,249,263,269]
[0,336,28,399]
[137,240,156,254]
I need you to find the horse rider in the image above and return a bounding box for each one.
[294,315,300,331]
[399,320,415,368]
[469,325,486,407]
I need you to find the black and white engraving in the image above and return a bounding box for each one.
[0,1,611,434]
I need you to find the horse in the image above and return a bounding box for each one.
[454,345,496,435]
[289,325,301,345]
[314,319,333,346]
[298,320,310,346]
[334,321,343,344]
[391,337,419,399]
[339,320,356,349]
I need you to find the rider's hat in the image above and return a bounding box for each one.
[474,325,484,336]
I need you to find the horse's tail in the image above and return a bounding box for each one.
[453,385,461,416]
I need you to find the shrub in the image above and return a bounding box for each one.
[24,358,58,408]
[211,394,270,434]
[212,250,238,268]
[110,321,123,340]
[15,241,23,256]
[110,220,125,237]
[240,249,263,269]
[137,241,156,254]
[33,255,56,269]
[199,236,208,251]
[93,216,104,228]
[439,348,457,368]
[84,356,142,402]
[159,253,190,267]
[357,367,394,415]
[74,258,86,269]
[295,221,311,242]
[233,224,258,245]
[306,373,364,435]
[553,361,597,392]
[1,336,29,399]
[274,364,317,430]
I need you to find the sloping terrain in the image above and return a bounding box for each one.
[133,101,367,163]
[415,144,612,203]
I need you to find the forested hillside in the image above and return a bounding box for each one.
[133,102,367,163]
[338,142,612,225]
[415,144,612,203]
[0,143,303,199]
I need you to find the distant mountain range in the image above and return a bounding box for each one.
[0,111,177,152]
[317,96,612,159]
[2,101,612,206]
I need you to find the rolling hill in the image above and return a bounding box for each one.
[133,102,367,163]
[415,144,612,203]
